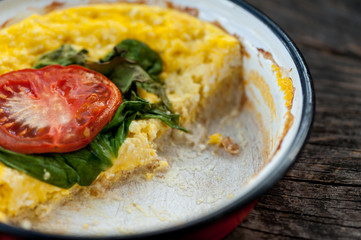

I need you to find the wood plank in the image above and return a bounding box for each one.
[246,0,361,57]
[226,0,361,239]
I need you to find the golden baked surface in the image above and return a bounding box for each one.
[0,3,241,220]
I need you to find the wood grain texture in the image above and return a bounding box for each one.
[225,0,361,239]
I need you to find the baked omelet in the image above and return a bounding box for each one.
[0,3,242,222]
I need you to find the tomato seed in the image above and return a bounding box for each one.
[0,117,7,123]
[3,86,15,93]
[88,93,98,102]
[4,122,14,128]
[18,128,27,137]
[83,127,90,138]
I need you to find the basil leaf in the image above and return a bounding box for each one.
[93,108,136,158]
[0,147,79,189]
[136,81,173,112]
[101,39,162,76]
[113,98,187,133]
[33,44,88,69]
[60,148,111,187]
[137,106,188,132]
[0,141,118,189]
[111,111,137,154]
[87,58,153,94]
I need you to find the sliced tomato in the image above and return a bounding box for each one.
[0,65,121,154]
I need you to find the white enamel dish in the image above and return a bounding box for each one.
[0,0,314,239]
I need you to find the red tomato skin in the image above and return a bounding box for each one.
[0,65,121,154]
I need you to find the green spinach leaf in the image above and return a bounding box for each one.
[88,44,173,112]
[136,81,172,111]
[0,147,79,189]
[101,39,162,76]
[33,44,88,69]
[87,56,153,94]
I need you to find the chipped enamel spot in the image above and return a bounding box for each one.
[3,90,71,130]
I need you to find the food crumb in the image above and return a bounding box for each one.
[206,133,223,145]
[133,203,150,217]
[83,224,89,229]
[145,172,155,180]
[198,144,206,151]
[43,169,51,181]
[125,205,133,214]
[221,136,240,155]
[20,219,32,230]
[149,206,168,221]
[118,226,126,233]
[207,133,240,155]
[227,193,234,199]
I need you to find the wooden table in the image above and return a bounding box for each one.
[226,0,361,239]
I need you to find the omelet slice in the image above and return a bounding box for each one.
[0,3,242,222]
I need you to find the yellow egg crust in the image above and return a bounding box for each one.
[0,3,242,221]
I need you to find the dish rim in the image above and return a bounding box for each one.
[0,0,315,239]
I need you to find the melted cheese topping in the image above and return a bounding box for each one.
[0,3,242,220]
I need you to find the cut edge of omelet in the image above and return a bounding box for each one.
[0,3,243,224]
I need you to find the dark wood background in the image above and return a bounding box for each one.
[226,0,361,239]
